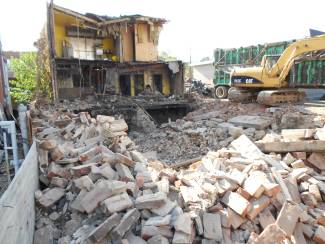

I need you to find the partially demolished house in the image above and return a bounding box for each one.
[47,4,184,100]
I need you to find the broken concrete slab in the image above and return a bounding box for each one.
[258,207,275,230]
[246,195,270,220]
[116,163,135,182]
[307,153,325,171]
[151,199,176,217]
[203,213,222,241]
[221,191,251,216]
[314,225,325,244]
[174,213,193,235]
[275,201,303,237]
[141,225,173,240]
[228,115,272,130]
[145,215,171,227]
[104,192,133,214]
[254,223,286,244]
[135,192,167,209]
[37,187,65,209]
[111,208,140,239]
[147,235,168,244]
[80,180,126,213]
[87,213,120,242]
[231,134,264,160]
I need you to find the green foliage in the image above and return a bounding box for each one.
[10,52,37,104]
[200,56,211,62]
[159,51,177,61]
[35,27,52,100]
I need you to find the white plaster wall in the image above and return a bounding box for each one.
[192,63,214,85]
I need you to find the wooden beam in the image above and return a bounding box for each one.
[256,140,325,153]
[0,143,39,244]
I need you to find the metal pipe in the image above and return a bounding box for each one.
[0,121,19,172]
[18,104,29,157]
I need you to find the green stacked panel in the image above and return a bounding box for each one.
[290,60,325,86]
[214,41,291,67]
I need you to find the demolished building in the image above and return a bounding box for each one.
[47,4,184,100]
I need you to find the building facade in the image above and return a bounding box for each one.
[47,4,184,100]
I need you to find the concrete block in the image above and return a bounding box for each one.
[151,199,176,216]
[116,163,135,182]
[247,195,270,220]
[81,180,126,213]
[314,225,325,244]
[111,208,140,239]
[228,115,272,130]
[37,187,65,209]
[174,213,193,235]
[221,191,251,216]
[141,226,173,240]
[147,235,169,244]
[135,192,166,209]
[275,201,303,236]
[104,192,133,214]
[87,213,120,242]
[145,215,171,226]
[50,177,68,188]
[254,224,286,243]
[258,208,275,229]
[308,153,325,171]
[203,212,222,241]
[73,175,94,191]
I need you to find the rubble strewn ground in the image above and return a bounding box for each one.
[31,99,325,244]
[132,99,325,164]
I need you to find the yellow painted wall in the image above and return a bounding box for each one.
[53,10,116,58]
[102,38,117,60]
[130,75,135,96]
[162,71,170,95]
[102,38,115,51]
[53,10,78,57]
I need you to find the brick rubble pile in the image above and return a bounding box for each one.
[32,109,325,244]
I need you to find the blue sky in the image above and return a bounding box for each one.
[0,0,324,62]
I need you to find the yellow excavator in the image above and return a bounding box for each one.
[228,35,325,105]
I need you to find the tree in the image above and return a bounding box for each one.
[200,56,211,62]
[34,27,52,99]
[10,52,37,104]
[159,51,177,61]
[9,27,52,105]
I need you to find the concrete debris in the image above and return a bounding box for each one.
[228,115,273,130]
[32,104,325,243]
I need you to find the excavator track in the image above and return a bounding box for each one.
[257,89,306,106]
[228,87,256,103]
[228,88,306,105]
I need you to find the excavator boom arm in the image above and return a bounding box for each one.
[269,35,325,82]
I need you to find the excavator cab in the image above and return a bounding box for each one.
[261,55,281,71]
